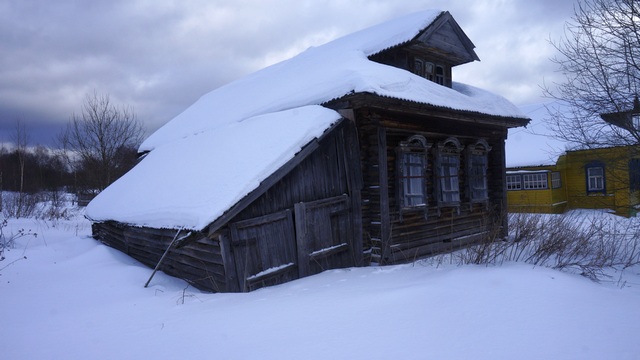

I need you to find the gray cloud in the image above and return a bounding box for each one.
[0,0,577,147]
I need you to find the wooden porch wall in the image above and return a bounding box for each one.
[92,222,227,291]
[356,109,508,264]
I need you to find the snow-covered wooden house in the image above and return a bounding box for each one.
[87,10,530,292]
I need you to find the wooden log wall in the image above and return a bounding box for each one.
[92,222,227,292]
[354,111,383,264]
[355,109,509,265]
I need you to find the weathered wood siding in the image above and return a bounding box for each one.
[92,120,363,293]
[354,108,508,264]
[219,120,363,291]
[92,222,227,291]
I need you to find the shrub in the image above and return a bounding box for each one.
[429,211,640,281]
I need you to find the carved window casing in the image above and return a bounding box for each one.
[435,137,464,213]
[466,139,491,203]
[397,135,430,214]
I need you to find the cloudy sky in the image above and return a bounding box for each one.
[0,0,577,147]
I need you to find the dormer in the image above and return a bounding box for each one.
[368,11,479,88]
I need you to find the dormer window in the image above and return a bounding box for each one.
[411,56,446,86]
[413,59,424,77]
[435,65,445,85]
[425,62,435,81]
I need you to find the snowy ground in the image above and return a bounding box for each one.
[1,210,640,360]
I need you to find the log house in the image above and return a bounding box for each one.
[89,10,529,292]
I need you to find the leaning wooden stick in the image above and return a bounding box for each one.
[144,228,190,288]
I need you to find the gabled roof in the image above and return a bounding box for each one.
[86,9,528,231]
[408,11,479,65]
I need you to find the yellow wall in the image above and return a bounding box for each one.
[506,165,567,214]
[508,146,640,217]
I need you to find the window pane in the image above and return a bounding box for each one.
[470,154,488,200]
[400,151,427,207]
[506,175,521,190]
[438,154,459,203]
[587,166,604,191]
[523,173,548,189]
[588,167,603,176]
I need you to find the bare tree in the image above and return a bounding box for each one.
[11,119,29,195]
[60,91,144,192]
[8,120,30,216]
[544,0,640,148]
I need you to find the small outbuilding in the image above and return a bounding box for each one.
[87,9,529,292]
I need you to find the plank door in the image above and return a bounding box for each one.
[295,194,355,278]
[229,210,297,292]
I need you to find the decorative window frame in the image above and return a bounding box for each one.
[396,135,430,220]
[465,139,491,207]
[585,161,606,194]
[434,137,464,215]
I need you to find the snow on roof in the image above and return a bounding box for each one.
[87,9,528,230]
[86,106,340,230]
[139,9,526,152]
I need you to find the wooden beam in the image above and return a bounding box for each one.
[294,201,310,278]
[218,231,240,292]
[378,126,392,264]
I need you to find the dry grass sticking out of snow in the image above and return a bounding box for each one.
[0,209,639,360]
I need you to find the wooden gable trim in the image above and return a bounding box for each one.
[412,11,479,66]
[206,118,346,237]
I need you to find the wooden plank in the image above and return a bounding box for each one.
[345,151,364,246]
[294,201,310,278]
[219,231,240,292]
[378,126,392,264]
[309,243,349,261]
[246,262,296,284]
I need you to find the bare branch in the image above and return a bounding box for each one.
[60,91,144,191]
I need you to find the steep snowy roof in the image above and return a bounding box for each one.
[86,9,528,231]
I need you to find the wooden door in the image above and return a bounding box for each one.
[229,210,297,291]
[295,194,355,278]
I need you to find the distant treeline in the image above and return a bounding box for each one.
[0,145,138,194]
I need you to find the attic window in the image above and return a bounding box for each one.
[425,62,435,81]
[412,57,442,85]
[435,65,445,85]
[413,59,424,77]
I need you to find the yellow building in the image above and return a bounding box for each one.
[507,146,640,217]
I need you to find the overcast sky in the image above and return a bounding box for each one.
[0,0,577,147]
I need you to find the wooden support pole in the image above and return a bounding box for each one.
[144,228,187,288]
